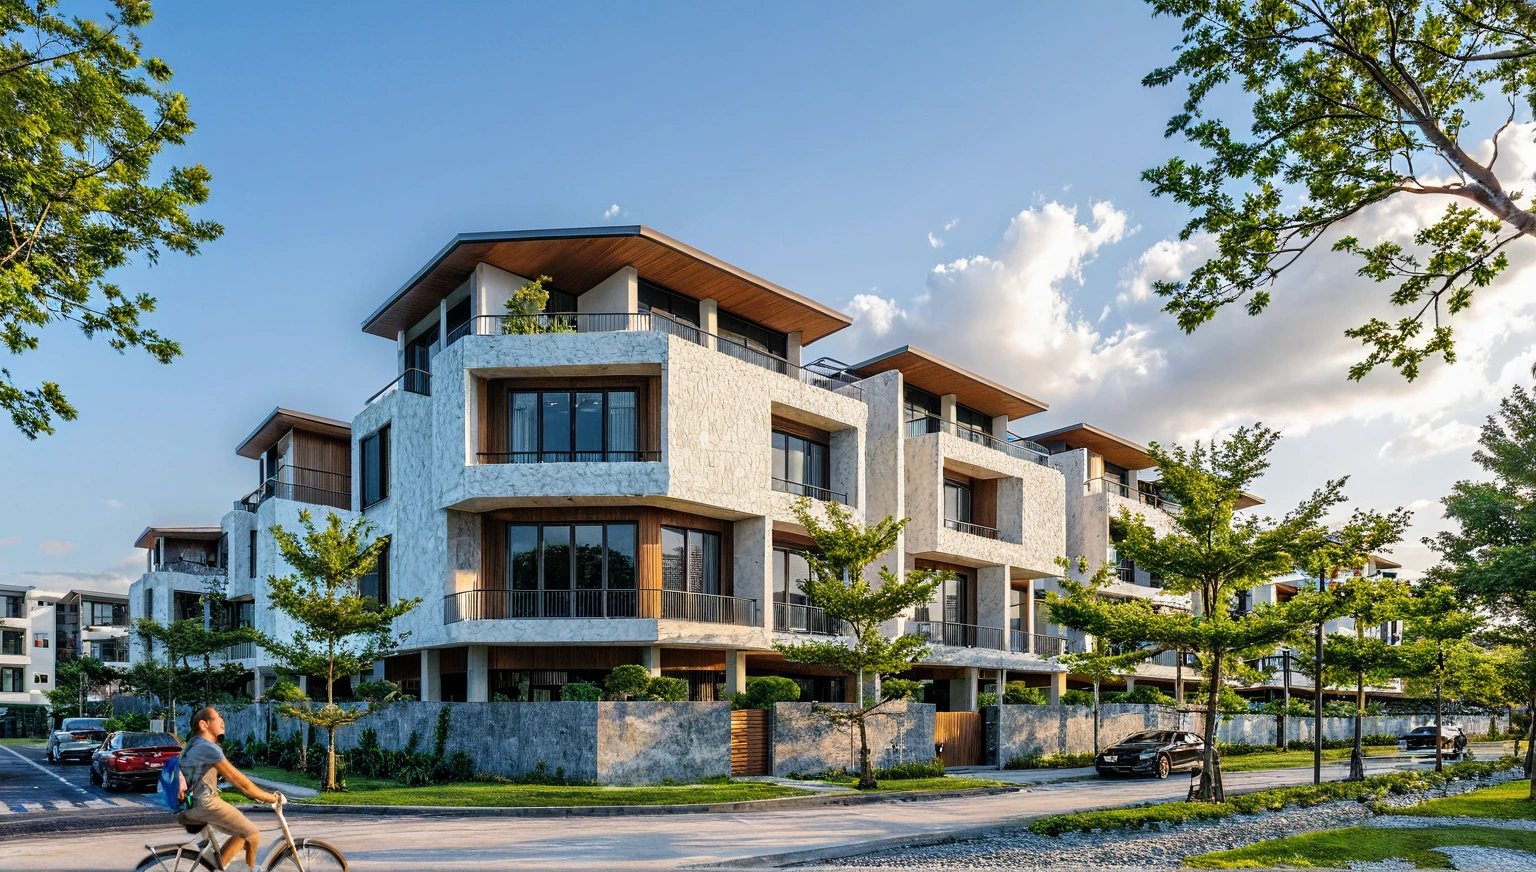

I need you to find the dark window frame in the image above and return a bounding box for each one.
[660,525,720,595]
[507,522,639,594]
[771,430,831,496]
[360,544,390,606]
[943,479,973,524]
[248,530,257,579]
[0,629,22,656]
[507,388,640,463]
[361,425,391,508]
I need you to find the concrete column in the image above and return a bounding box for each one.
[940,394,958,424]
[252,668,267,701]
[948,667,980,712]
[396,329,406,375]
[420,649,441,702]
[699,298,718,350]
[467,645,489,702]
[640,645,663,678]
[724,650,748,697]
[732,517,771,630]
[1047,671,1067,705]
[297,676,309,696]
[1124,676,1136,693]
[786,331,803,366]
[1024,583,1036,654]
[976,565,1010,640]
[991,414,1010,440]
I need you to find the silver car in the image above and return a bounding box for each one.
[45,717,109,763]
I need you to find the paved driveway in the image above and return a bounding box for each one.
[0,751,1473,871]
[0,743,157,818]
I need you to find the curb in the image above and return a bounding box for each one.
[279,784,1020,818]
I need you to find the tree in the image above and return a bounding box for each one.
[1142,0,1536,382]
[1051,425,1372,802]
[46,656,120,719]
[0,0,222,438]
[500,275,574,335]
[1316,572,1412,780]
[134,589,259,709]
[1398,582,1484,773]
[258,511,420,791]
[1060,646,1152,756]
[773,500,946,789]
[1429,383,1536,794]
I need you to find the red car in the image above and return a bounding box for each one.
[90,731,181,793]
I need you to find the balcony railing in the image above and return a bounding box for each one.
[907,620,1006,651]
[365,368,432,406]
[905,414,1050,465]
[1010,630,1070,657]
[224,640,256,660]
[149,560,225,577]
[773,601,845,635]
[771,477,848,504]
[477,450,661,465]
[944,518,1000,539]
[235,465,351,513]
[1088,477,1182,513]
[443,588,758,627]
[454,312,866,401]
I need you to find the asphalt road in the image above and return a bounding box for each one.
[0,742,160,817]
[0,744,1511,871]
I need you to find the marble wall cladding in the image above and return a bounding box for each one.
[860,372,906,586]
[996,703,1186,760]
[771,701,936,776]
[596,701,732,785]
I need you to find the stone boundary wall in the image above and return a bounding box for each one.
[772,701,935,777]
[206,700,732,785]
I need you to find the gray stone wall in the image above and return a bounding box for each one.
[996,703,1185,761]
[772,701,935,776]
[596,701,731,785]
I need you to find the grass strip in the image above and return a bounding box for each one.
[0,738,43,747]
[1184,824,1536,869]
[1395,779,1536,821]
[814,775,1006,793]
[1218,746,1397,773]
[298,781,814,807]
[1029,758,1517,837]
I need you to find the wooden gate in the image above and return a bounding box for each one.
[935,711,983,767]
[731,709,770,776]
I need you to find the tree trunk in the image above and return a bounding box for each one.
[1348,673,1365,782]
[324,663,338,791]
[856,710,875,790]
[1092,680,1100,755]
[1195,658,1224,803]
[1525,690,1535,800]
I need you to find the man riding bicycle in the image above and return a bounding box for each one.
[179,706,281,871]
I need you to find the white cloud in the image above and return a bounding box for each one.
[603,204,620,219]
[105,499,124,510]
[0,554,143,596]
[38,539,75,556]
[943,218,959,232]
[847,293,904,338]
[927,232,944,249]
[0,536,18,547]
[1379,419,1481,460]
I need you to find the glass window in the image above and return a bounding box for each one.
[717,310,788,358]
[505,523,640,617]
[88,602,124,627]
[944,480,972,524]
[509,389,641,463]
[607,391,638,460]
[542,525,571,591]
[638,279,700,325]
[0,595,18,618]
[688,530,719,595]
[574,394,604,460]
[772,430,831,498]
[573,526,604,590]
[249,530,257,578]
[955,404,990,435]
[661,526,687,592]
[0,668,21,693]
[541,392,572,461]
[607,525,636,590]
[361,426,390,507]
[917,570,970,625]
[33,632,48,649]
[773,547,813,605]
[509,526,539,591]
[359,545,390,606]
[1,630,21,656]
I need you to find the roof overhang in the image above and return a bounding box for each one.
[850,346,1048,420]
[1371,554,1403,570]
[1234,492,1266,511]
[1025,423,1153,470]
[135,526,223,550]
[362,226,854,345]
[236,408,352,459]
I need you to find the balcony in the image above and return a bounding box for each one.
[771,478,848,505]
[223,640,256,660]
[1089,477,1181,513]
[944,518,999,539]
[453,312,865,400]
[906,413,1049,465]
[477,450,661,465]
[150,560,224,577]
[364,367,432,407]
[236,465,351,513]
[773,601,845,635]
[908,620,1006,651]
[1010,630,1070,658]
[444,588,758,627]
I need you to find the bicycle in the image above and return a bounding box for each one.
[134,794,347,872]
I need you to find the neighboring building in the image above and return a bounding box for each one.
[128,526,226,664]
[0,585,62,707]
[55,589,129,669]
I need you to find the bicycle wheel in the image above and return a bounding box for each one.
[264,839,348,872]
[134,846,218,871]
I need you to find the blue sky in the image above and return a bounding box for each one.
[5,2,1533,591]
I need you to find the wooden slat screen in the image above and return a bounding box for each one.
[731,709,770,776]
[935,711,983,767]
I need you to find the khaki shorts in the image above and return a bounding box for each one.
[178,797,260,842]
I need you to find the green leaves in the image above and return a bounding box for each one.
[1142,0,1536,382]
[0,0,222,437]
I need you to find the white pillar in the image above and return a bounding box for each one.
[1048,671,1067,705]
[1024,582,1036,655]
[420,649,441,702]
[991,414,1009,440]
[699,298,718,350]
[467,645,489,702]
[640,645,662,678]
[396,329,406,374]
[1124,676,1136,693]
[438,299,447,349]
[940,394,958,424]
[787,331,803,366]
[725,650,747,697]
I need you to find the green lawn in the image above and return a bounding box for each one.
[1397,780,1536,820]
[244,765,396,793]
[0,737,44,747]
[1185,825,1536,868]
[1219,746,1397,773]
[822,775,1006,793]
[299,781,815,807]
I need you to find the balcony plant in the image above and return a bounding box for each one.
[500,276,575,335]
[773,499,948,790]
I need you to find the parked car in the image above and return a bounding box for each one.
[1398,724,1468,759]
[90,731,182,792]
[45,718,109,764]
[1095,729,1207,779]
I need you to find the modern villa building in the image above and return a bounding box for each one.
[0,583,129,710]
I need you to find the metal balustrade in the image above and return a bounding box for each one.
[944,518,1000,539]
[223,641,256,660]
[364,368,432,406]
[773,602,845,635]
[904,413,1050,465]
[476,450,661,465]
[660,590,757,626]
[771,478,848,504]
[1087,477,1182,513]
[443,588,757,627]
[1009,630,1069,657]
[907,620,1006,651]
[235,465,351,513]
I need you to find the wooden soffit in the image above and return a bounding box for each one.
[134,526,221,550]
[361,226,853,345]
[236,407,352,459]
[850,345,1048,420]
[1026,422,1154,469]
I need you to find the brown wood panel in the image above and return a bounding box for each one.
[770,415,831,445]
[438,647,468,675]
[731,709,770,776]
[661,649,727,671]
[972,478,998,530]
[935,712,983,767]
[488,646,640,671]
[851,346,1047,419]
[384,653,420,683]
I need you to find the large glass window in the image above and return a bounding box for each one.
[955,404,991,442]
[1,594,20,618]
[661,526,719,595]
[772,431,831,500]
[0,630,21,656]
[772,547,813,605]
[361,426,390,508]
[360,544,390,606]
[0,667,21,693]
[904,386,941,435]
[505,523,638,617]
[717,311,788,358]
[508,389,641,462]
[637,280,700,325]
[917,571,970,625]
[87,601,125,627]
[174,591,203,623]
[943,480,973,525]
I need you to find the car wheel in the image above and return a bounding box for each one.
[1155,755,1171,779]
[104,770,121,793]
[44,747,54,764]
[89,764,102,786]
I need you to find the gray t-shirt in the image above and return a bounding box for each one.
[179,735,225,805]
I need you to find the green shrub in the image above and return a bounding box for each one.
[882,678,924,702]
[560,682,603,702]
[1003,683,1046,705]
[605,664,653,699]
[977,692,1000,709]
[1060,689,1094,706]
[433,705,452,758]
[1006,752,1095,770]
[731,676,801,710]
[352,679,400,702]
[876,758,946,779]
[1121,686,1178,707]
[268,680,307,703]
[1257,699,1315,717]
[645,675,689,702]
[1216,742,1280,758]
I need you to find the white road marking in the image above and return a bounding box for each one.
[0,744,90,795]
[82,799,112,809]
[18,803,43,812]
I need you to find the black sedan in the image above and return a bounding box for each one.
[1095,729,1207,779]
[45,717,108,763]
[90,731,181,792]
[1398,724,1467,759]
